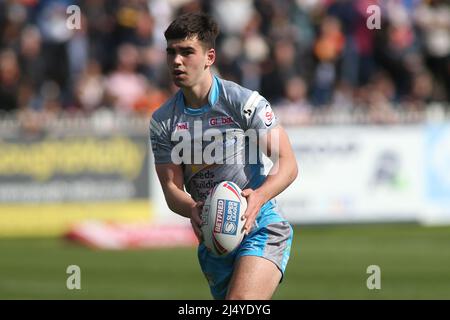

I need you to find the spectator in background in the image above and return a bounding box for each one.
[81,0,118,73]
[352,0,378,86]
[408,71,434,111]
[0,49,20,113]
[18,25,45,91]
[133,80,169,116]
[311,16,345,106]
[327,0,358,87]
[288,0,316,82]
[330,80,355,113]
[376,0,421,103]
[276,75,312,124]
[212,0,253,36]
[260,38,302,104]
[0,0,448,120]
[104,43,148,114]
[366,72,397,123]
[216,35,244,83]
[75,59,105,113]
[240,10,269,91]
[133,10,168,86]
[415,0,450,102]
[212,0,262,89]
[34,0,72,108]
[16,25,46,112]
[1,0,28,49]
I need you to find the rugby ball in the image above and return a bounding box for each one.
[201,181,247,256]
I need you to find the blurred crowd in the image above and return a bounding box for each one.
[0,0,449,124]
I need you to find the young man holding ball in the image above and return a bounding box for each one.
[150,12,298,300]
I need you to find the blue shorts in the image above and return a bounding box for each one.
[197,199,294,300]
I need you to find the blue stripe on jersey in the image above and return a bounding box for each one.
[208,76,220,107]
[179,76,220,116]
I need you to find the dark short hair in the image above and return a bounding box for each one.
[164,12,219,49]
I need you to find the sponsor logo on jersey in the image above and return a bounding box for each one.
[263,104,274,127]
[176,122,189,130]
[209,116,233,126]
[169,120,280,165]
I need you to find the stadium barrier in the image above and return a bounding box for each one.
[277,122,449,225]
[277,125,424,223]
[0,112,152,237]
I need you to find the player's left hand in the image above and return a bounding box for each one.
[241,188,265,235]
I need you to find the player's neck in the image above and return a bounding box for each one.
[181,73,213,108]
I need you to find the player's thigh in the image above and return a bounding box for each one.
[225,255,282,300]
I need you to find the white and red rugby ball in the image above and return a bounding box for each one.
[201,181,247,256]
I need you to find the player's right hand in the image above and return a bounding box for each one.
[190,201,204,243]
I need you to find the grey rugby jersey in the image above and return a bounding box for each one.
[149,76,278,202]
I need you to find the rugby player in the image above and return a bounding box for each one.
[150,12,298,300]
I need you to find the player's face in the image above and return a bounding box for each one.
[166,37,215,88]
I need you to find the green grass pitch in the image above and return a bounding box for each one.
[1,224,449,299]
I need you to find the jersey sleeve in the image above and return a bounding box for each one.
[240,91,278,131]
[149,116,173,164]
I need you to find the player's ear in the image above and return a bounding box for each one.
[205,48,215,68]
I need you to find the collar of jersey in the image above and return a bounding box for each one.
[177,75,220,116]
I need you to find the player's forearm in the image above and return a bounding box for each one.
[163,184,197,218]
[255,153,298,203]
